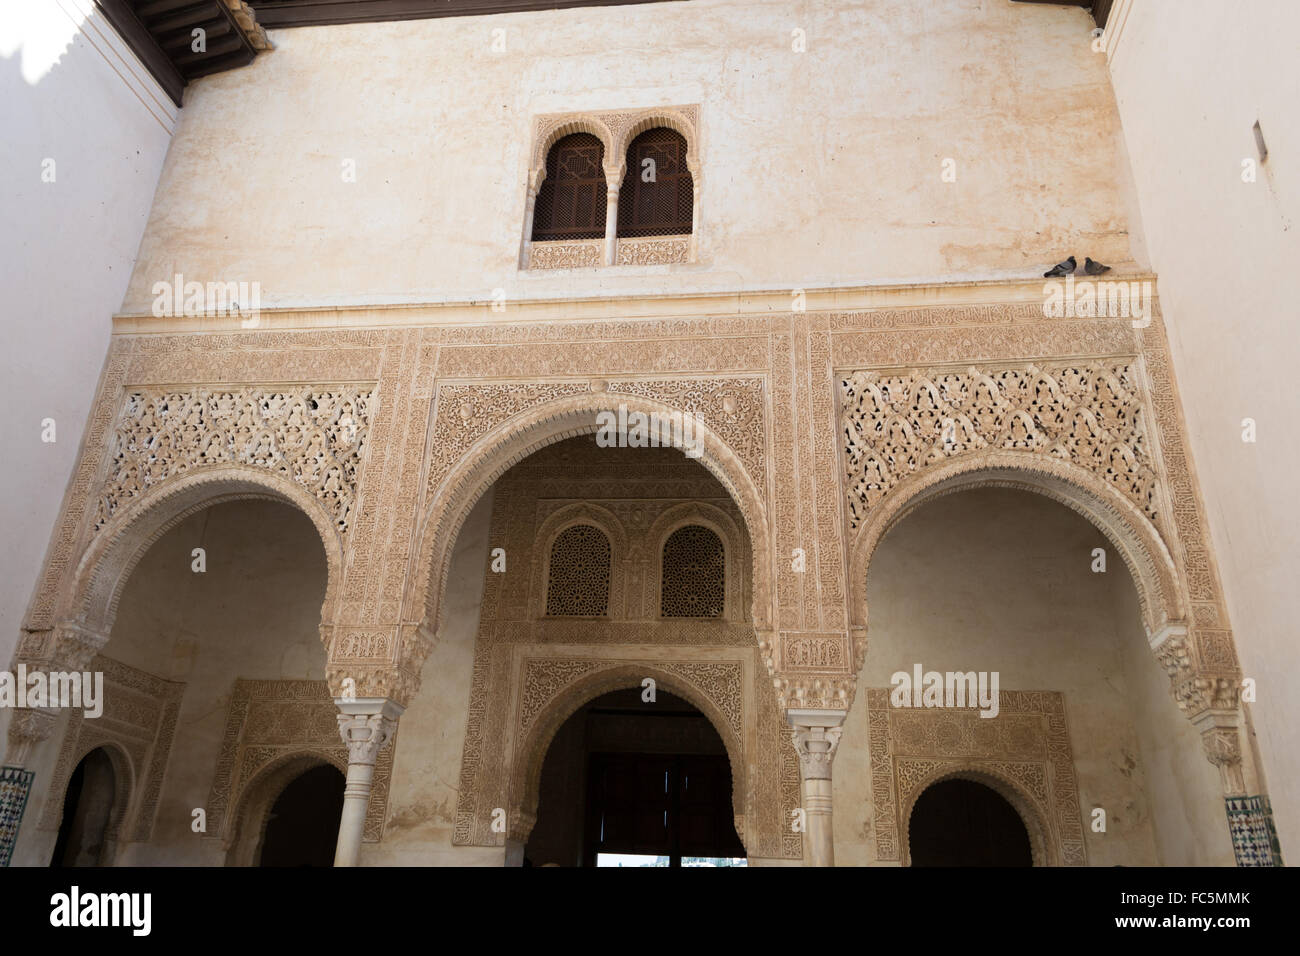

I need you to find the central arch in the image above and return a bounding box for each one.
[508,664,748,855]
[408,393,773,663]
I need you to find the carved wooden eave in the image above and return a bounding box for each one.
[247,0,688,30]
[96,0,273,108]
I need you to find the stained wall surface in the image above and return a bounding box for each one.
[0,0,174,689]
[1103,0,1299,857]
[118,0,1138,313]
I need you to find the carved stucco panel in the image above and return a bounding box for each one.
[207,680,394,845]
[38,655,184,843]
[866,688,1086,866]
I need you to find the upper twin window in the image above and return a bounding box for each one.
[531,126,694,242]
[526,110,699,267]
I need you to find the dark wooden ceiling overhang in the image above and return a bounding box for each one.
[96,0,272,108]
[1013,0,1113,28]
[247,0,688,30]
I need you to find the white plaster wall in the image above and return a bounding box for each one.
[1104,0,1300,857]
[119,0,1137,313]
[834,488,1232,866]
[12,500,330,865]
[364,490,500,865]
[0,1,174,675]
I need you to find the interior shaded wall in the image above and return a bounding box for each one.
[833,488,1232,865]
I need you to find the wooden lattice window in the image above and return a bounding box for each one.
[617,127,693,238]
[546,525,611,616]
[532,133,608,241]
[660,525,724,618]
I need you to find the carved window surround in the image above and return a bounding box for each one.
[521,106,701,270]
[38,656,185,855]
[866,688,1087,866]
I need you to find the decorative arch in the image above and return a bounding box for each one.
[47,742,135,866]
[531,503,627,619]
[409,391,773,667]
[529,117,616,190]
[901,765,1055,867]
[508,664,747,851]
[222,750,344,866]
[848,452,1184,638]
[49,466,344,663]
[617,110,700,169]
[645,501,748,623]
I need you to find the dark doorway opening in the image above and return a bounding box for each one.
[51,748,117,867]
[257,764,345,867]
[909,778,1033,866]
[526,688,745,867]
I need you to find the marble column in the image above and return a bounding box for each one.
[333,698,402,867]
[787,708,845,867]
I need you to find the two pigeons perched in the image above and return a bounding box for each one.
[1044,255,1109,277]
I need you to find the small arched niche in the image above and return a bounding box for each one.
[50,747,123,867]
[908,777,1034,867]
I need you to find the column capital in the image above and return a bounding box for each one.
[335,698,403,767]
[4,707,60,768]
[1193,710,1246,796]
[786,709,845,781]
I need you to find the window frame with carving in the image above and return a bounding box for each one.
[520,106,701,271]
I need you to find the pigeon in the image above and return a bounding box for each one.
[1043,256,1076,278]
[1084,257,1111,275]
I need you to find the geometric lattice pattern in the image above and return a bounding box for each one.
[617,127,693,238]
[1226,794,1284,867]
[96,387,372,535]
[841,362,1157,531]
[661,525,725,618]
[0,767,34,868]
[545,524,611,616]
[532,133,607,242]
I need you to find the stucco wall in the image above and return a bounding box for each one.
[119,0,1138,313]
[1104,0,1299,857]
[0,1,173,682]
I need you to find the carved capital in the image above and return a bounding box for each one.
[335,698,403,767]
[787,709,846,781]
[45,622,109,672]
[1193,711,1246,796]
[327,665,419,709]
[5,707,60,767]
[1174,675,1239,719]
